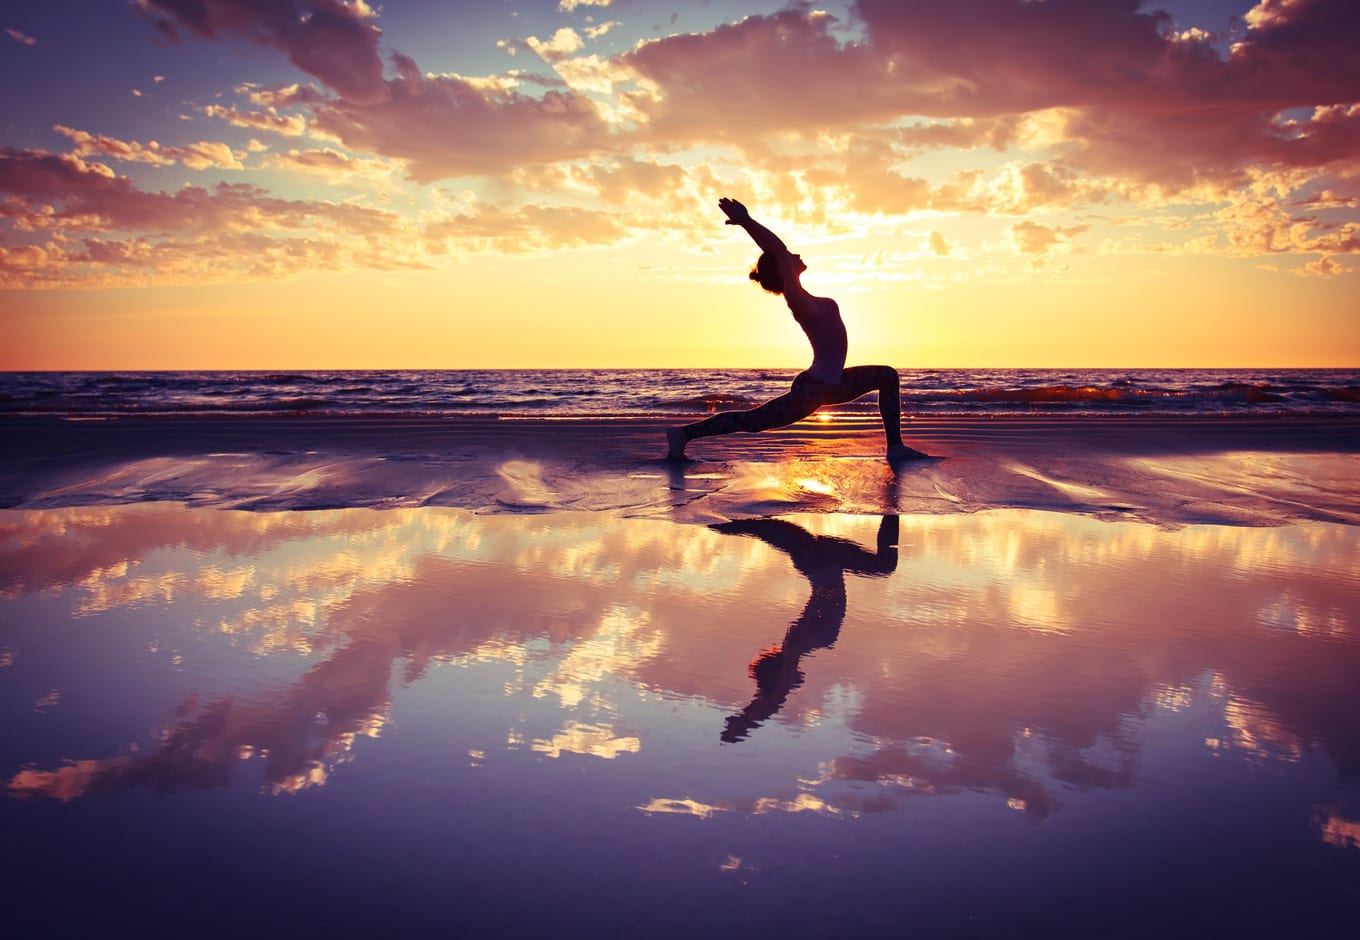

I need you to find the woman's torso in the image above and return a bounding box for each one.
[791,295,847,383]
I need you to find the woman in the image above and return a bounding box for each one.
[667,197,928,461]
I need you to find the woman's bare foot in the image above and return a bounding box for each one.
[887,443,932,462]
[666,427,688,461]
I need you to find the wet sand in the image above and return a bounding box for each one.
[2,413,1359,936]
[2,413,1357,525]
[2,502,1359,937]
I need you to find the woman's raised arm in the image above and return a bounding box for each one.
[718,197,790,257]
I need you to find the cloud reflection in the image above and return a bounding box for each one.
[1,503,1357,831]
[533,721,640,761]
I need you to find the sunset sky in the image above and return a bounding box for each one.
[2,0,1357,370]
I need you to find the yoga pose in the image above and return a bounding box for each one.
[667,197,928,461]
[714,515,900,743]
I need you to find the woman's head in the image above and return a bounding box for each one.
[749,252,784,294]
[749,251,805,294]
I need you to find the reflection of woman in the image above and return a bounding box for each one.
[668,198,929,462]
[715,515,900,743]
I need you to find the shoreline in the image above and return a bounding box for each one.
[3,413,1357,526]
[6,410,1357,450]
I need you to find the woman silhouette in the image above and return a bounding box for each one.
[667,197,928,462]
[713,515,901,743]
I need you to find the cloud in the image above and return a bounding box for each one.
[54,125,246,171]
[0,229,421,289]
[895,115,1026,152]
[309,53,616,181]
[551,54,630,97]
[526,27,584,63]
[1230,0,1360,103]
[136,0,387,103]
[614,1,1359,192]
[0,145,649,288]
[422,201,627,255]
[268,147,397,182]
[202,103,310,138]
[6,0,1351,287]
[0,148,119,208]
[854,0,1182,114]
[861,0,1360,188]
[124,0,1360,194]
[0,146,414,287]
[1267,104,1360,171]
[1215,185,1360,258]
[570,157,689,204]
[1299,255,1351,276]
[1010,220,1089,267]
[131,1,1360,196]
[5,27,36,45]
[621,8,888,141]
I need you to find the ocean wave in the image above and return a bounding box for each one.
[672,393,760,412]
[918,382,1291,408]
[2,369,1358,419]
[945,385,1136,404]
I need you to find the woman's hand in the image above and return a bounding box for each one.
[718,197,750,226]
[719,196,790,258]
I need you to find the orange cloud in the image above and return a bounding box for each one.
[202,103,310,138]
[54,125,246,171]
[267,147,397,182]
[422,201,627,255]
[0,147,419,286]
[1011,220,1088,255]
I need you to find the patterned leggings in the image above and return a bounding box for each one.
[680,366,903,445]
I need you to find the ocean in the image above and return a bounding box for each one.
[2,368,1357,419]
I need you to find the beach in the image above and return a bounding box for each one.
[3,403,1360,937]
[2,410,1357,525]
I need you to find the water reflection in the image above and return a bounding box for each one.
[1,504,1357,831]
[712,515,899,743]
[2,505,669,798]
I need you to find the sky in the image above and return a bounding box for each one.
[1,0,1357,370]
